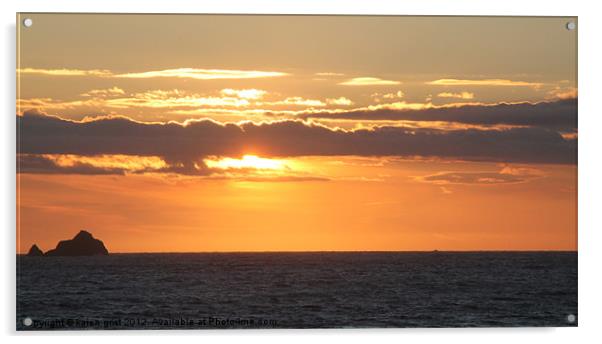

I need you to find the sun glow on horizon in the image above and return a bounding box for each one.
[204,155,287,170]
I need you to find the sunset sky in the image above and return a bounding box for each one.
[17,14,577,253]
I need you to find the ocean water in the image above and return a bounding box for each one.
[17,252,577,330]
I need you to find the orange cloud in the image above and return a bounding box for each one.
[371,91,405,103]
[18,68,112,77]
[220,89,267,100]
[104,90,251,108]
[18,152,334,183]
[259,97,327,107]
[339,77,401,86]
[326,97,354,106]
[81,87,125,97]
[19,88,342,115]
[17,98,106,111]
[364,101,433,111]
[18,67,288,80]
[437,92,474,99]
[315,72,345,76]
[49,154,166,171]
[547,87,577,100]
[418,165,544,185]
[382,91,405,99]
[18,154,169,175]
[114,68,288,80]
[427,78,543,88]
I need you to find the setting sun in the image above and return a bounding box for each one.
[204,155,287,170]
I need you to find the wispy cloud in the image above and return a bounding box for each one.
[18,152,332,182]
[104,90,251,108]
[220,89,267,100]
[339,77,401,86]
[114,68,288,80]
[81,87,125,97]
[372,91,404,102]
[20,89,263,111]
[326,97,353,106]
[17,91,333,115]
[547,86,577,100]
[364,101,435,111]
[18,68,112,77]
[427,78,543,88]
[17,154,174,175]
[299,98,577,131]
[437,92,474,99]
[18,67,289,80]
[418,165,544,185]
[17,98,106,111]
[315,72,345,76]
[382,91,405,99]
[260,97,327,107]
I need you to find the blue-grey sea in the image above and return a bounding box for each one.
[17,252,577,330]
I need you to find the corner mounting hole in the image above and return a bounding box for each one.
[567,314,576,323]
[566,22,576,31]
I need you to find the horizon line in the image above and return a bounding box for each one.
[17,249,578,255]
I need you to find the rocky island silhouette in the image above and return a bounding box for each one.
[27,230,109,256]
[26,244,43,256]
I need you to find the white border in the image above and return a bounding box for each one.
[2,1,601,343]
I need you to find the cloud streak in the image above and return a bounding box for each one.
[220,89,267,100]
[299,99,577,131]
[427,78,543,88]
[18,67,289,80]
[114,68,288,80]
[18,68,112,77]
[339,77,401,86]
[437,92,474,99]
[418,165,544,185]
[17,153,334,182]
[81,87,125,97]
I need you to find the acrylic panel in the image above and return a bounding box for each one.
[16,14,577,330]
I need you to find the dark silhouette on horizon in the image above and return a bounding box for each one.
[28,230,109,256]
[26,244,43,256]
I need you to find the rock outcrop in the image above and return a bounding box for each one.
[44,230,109,256]
[26,244,44,256]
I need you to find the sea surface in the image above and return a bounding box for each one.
[17,252,577,330]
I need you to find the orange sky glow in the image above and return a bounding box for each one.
[17,14,577,253]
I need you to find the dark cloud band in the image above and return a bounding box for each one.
[299,99,577,131]
[17,110,576,173]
